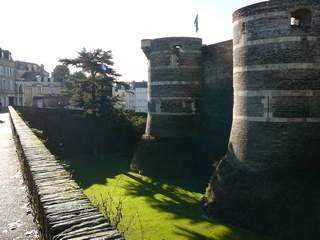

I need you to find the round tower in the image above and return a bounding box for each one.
[231,0,320,172]
[142,37,202,138]
[132,37,202,176]
[206,0,320,237]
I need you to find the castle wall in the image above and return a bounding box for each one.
[197,41,233,177]
[203,40,233,91]
[133,38,235,178]
[132,37,203,177]
[231,0,320,172]
[206,0,320,237]
[142,37,202,138]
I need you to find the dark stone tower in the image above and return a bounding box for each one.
[132,37,203,176]
[142,37,202,139]
[205,0,320,238]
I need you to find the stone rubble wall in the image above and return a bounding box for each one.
[8,106,124,240]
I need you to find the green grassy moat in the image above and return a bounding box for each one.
[66,155,269,240]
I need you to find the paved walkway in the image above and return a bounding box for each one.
[0,112,39,240]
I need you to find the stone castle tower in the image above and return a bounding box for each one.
[230,0,320,172]
[206,0,320,238]
[134,0,320,237]
[132,38,205,176]
[133,37,233,177]
[141,37,202,139]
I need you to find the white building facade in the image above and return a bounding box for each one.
[113,81,148,113]
[0,48,65,109]
[0,49,15,107]
[15,61,64,107]
[134,82,148,113]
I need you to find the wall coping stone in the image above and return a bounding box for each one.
[9,106,124,240]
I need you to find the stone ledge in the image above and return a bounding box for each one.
[8,107,124,240]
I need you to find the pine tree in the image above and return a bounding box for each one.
[60,48,128,117]
[60,48,129,156]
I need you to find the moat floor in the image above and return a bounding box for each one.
[67,155,270,240]
[0,112,38,240]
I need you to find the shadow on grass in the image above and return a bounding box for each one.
[66,154,206,193]
[67,155,211,223]
[65,154,131,189]
[174,226,219,240]
[123,172,210,224]
[174,226,269,240]
[65,155,268,240]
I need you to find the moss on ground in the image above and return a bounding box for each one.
[66,155,270,240]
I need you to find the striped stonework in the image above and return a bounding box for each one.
[234,63,320,73]
[233,36,318,49]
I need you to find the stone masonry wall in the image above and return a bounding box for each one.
[132,37,203,177]
[205,0,320,238]
[134,38,234,178]
[142,37,202,138]
[9,107,123,240]
[231,0,320,172]
[195,40,233,178]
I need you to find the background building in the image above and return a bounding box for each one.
[113,81,147,113]
[0,48,15,107]
[15,61,64,107]
[133,81,147,113]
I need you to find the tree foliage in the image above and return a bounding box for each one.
[60,48,128,117]
[52,64,70,82]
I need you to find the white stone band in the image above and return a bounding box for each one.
[151,81,200,86]
[234,115,320,123]
[234,63,320,73]
[152,65,201,70]
[233,11,287,25]
[234,36,318,50]
[149,50,201,56]
[150,112,196,116]
[235,90,320,97]
[150,97,195,100]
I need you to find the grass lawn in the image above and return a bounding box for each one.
[66,155,270,240]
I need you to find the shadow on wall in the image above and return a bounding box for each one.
[132,137,201,178]
[195,88,233,179]
[15,106,144,158]
[131,88,233,180]
[205,144,320,239]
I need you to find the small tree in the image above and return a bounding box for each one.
[52,64,70,82]
[60,48,128,156]
[60,48,127,117]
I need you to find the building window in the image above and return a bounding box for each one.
[170,45,183,65]
[291,8,312,32]
[241,22,246,34]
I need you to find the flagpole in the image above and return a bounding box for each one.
[194,11,199,37]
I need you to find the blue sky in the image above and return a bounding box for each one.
[0,0,263,81]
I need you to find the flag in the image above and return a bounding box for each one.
[194,14,199,32]
[100,63,108,73]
